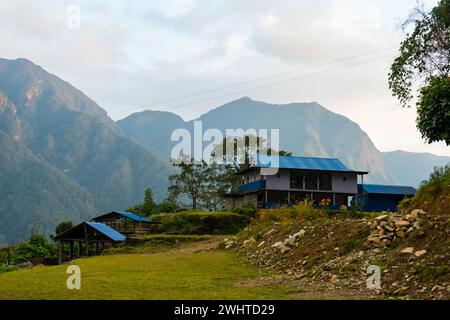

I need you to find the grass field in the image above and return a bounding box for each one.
[0,241,299,300]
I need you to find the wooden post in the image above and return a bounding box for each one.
[84,223,89,256]
[95,242,99,255]
[68,241,74,261]
[333,193,336,207]
[77,241,82,258]
[58,242,64,265]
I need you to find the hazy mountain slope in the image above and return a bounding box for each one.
[118,110,187,161]
[0,130,95,246]
[195,97,389,182]
[119,97,390,183]
[382,151,450,187]
[0,58,172,217]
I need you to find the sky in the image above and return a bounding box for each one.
[1,0,448,156]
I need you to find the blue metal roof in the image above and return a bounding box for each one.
[113,210,152,222]
[253,155,366,173]
[358,184,416,196]
[86,221,126,241]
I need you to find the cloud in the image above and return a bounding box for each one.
[0,0,447,156]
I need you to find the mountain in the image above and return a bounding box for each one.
[119,97,390,182]
[0,129,95,246]
[0,58,173,245]
[119,97,450,186]
[382,150,450,186]
[118,110,187,161]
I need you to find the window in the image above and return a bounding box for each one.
[319,173,332,190]
[290,172,303,189]
[305,172,318,190]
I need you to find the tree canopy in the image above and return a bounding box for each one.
[388,0,450,145]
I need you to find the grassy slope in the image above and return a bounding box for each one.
[0,246,297,300]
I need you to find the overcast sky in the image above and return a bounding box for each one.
[1,0,448,156]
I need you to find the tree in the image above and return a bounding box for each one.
[54,221,73,235]
[388,0,450,144]
[168,159,210,210]
[127,188,157,216]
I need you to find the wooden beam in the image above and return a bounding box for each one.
[77,241,82,258]
[68,241,74,261]
[58,242,64,265]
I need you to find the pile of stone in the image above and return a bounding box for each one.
[271,229,306,254]
[366,209,426,247]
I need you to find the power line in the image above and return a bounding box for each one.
[25,52,394,145]
[29,47,396,135]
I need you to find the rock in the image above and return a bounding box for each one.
[264,228,276,237]
[292,229,306,239]
[376,215,389,221]
[385,225,394,232]
[372,248,381,254]
[396,230,405,238]
[410,209,426,219]
[400,247,414,254]
[394,220,410,228]
[243,237,256,246]
[431,285,445,292]
[330,275,338,284]
[14,261,33,268]
[257,240,265,248]
[271,241,291,253]
[414,249,427,257]
[357,251,364,257]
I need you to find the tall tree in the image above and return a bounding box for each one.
[168,159,210,210]
[388,0,450,145]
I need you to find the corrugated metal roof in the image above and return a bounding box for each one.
[358,184,416,195]
[86,221,126,241]
[252,155,366,173]
[113,210,152,222]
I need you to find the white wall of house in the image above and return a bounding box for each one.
[250,168,358,193]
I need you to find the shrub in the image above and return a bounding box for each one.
[157,199,181,213]
[231,207,258,218]
[55,221,73,235]
[9,234,57,266]
[151,211,249,235]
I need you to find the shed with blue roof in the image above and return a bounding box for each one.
[92,210,160,235]
[53,220,127,264]
[356,184,416,212]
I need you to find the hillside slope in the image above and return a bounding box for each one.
[382,151,450,187]
[0,130,95,246]
[0,58,172,216]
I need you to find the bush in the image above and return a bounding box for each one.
[151,211,249,235]
[0,234,58,269]
[55,221,73,235]
[231,207,258,218]
[157,199,181,213]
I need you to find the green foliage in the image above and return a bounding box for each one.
[416,76,450,144]
[232,207,258,218]
[388,0,450,145]
[151,211,249,235]
[168,159,233,211]
[0,234,57,269]
[127,188,158,216]
[157,198,181,213]
[54,221,73,235]
[398,164,450,212]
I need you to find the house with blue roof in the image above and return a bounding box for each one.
[224,154,415,211]
[356,184,416,212]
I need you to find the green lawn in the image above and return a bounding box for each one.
[0,249,298,299]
